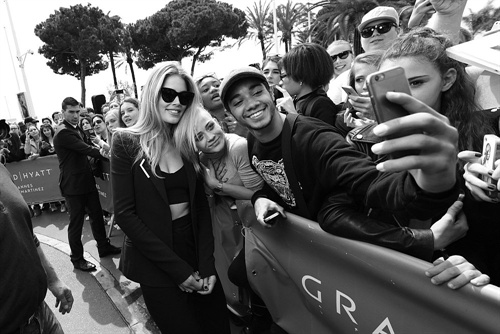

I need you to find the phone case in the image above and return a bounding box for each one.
[481,134,500,198]
[366,67,411,124]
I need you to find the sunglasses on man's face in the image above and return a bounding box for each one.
[160,87,195,106]
[331,50,351,62]
[360,22,397,38]
[93,120,103,126]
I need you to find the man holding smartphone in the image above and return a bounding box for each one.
[219,66,489,288]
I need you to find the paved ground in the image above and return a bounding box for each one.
[32,206,243,334]
[33,207,161,334]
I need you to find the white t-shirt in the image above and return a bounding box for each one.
[326,70,350,105]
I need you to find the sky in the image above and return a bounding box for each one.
[0,0,498,122]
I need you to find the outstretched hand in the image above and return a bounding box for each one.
[48,280,74,314]
[275,86,297,114]
[371,92,458,193]
[425,255,490,289]
[430,198,468,250]
[253,197,286,228]
[458,150,500,202]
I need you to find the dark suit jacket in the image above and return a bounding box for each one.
[53,120,102,196]
[111,131,215,287]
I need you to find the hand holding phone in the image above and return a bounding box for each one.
[367,67,417,158]
[263,212,280,225]
[480,134,500,198]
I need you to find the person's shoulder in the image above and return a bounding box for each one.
[294,115,343,139]
[226,133,247,149]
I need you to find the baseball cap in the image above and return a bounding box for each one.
[358,6,399,32]
[24,116,39,125]
[220,66,269,111]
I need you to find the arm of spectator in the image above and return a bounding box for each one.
[318,190,435,260]
[24,138,31,155]
[56,128,103,159]
[253,197,286,228]
[201,160,255,200]
[458,150,500,203]
[275,86,297,114]
[36,241,73,314]
[426,0,467,45]
[425,255,490,289]
[408,0,436,28]
[429,199,468,250]
[371,92,458,193]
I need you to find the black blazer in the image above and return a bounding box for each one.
[111,131,215,287]
[53,120,102,196]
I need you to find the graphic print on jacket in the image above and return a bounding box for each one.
[251,156,296,207]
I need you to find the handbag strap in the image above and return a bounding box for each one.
[282,113,311,219]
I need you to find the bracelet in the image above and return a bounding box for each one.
[215,181,223,192]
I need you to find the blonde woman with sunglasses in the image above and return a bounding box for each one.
[111,62,229,334]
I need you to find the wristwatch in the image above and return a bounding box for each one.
[215,181,223,192]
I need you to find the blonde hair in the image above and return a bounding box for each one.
[119,61,202,177]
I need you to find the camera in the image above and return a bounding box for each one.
[0,119,11,140]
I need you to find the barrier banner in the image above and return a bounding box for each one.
[243,208,500,334]
[5,155,64,204]
[94,159,113,213]
[6,156,113,213]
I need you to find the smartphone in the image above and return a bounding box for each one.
[84,129,95,138]
[342,86,360,119]
[366,67,411,123]
[263,212,280,225]
[366,67,416,158]
[480,134,500,198]
[342,86,359,97]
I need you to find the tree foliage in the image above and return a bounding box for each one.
[99,15,125,90]
[131,0,248,75]
[34,4,112,105]
[275,0,307,53]
[241,0,274,60]
[310,0,414,52]
[463,1,500,35]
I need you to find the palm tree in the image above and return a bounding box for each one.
[310,0,378,47]
[463,1,500,35]
[113,25,138,98]
[241,0,274,60]
[275,0,307,53]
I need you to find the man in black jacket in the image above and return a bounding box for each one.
[54,97,120,271]
[220,66,490,288]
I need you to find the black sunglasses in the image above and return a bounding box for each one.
[360,22,397,38]
[160,87,195,106]
[331,50,351,62]
[93,119,103,126]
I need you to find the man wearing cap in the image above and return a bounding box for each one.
[328,6,401,104]
[359,6,400,53]
[218,66,491,288]
[54,97,120,272]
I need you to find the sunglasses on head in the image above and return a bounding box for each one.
[160,87,195,106]
[331,50,351,62]
[360,22,397,38]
